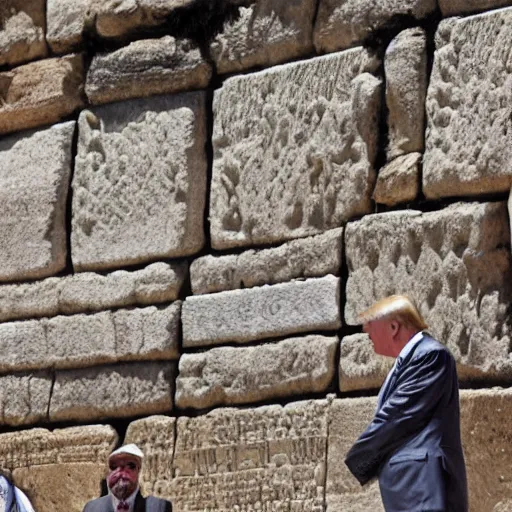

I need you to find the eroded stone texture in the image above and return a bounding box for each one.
[210,49,380,249]
[46,0,89,53]
[0,55,84,135]
[86,37,211,105]
[49,362,175,421]
[385,28,427,159]
[314,0,436,54]
[345,201,512,380]
[425,9,512,199]
[183,275,341,347]
[211,0,316,74]
[191,228,343,294]
[339,334,393,392]
[373,153,420,206]
[176,335,338,408]
[72,93,207,271]
[0,0,47,66]
[439,0,512,16]
[0,122,74,283]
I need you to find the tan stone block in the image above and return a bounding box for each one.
[176,335,338,409]
[0,122,74,282]
[439,0,512,16]
[210,0,316,74]
[345,201,512,381]
[0,0,46,66]
[314,0,436,53]
[86,37,211,105]
[72,93,207,271]
[46,0,88,53]
[190,228,343,294]
[373,153,420,206]
[424,9,512,199]
[182,275,341,347]
[49,362,175,422]
[0,56,84,135]
[210,49,380,249]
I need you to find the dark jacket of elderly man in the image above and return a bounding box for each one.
[345,295,468,512]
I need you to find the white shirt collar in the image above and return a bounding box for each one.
[398,331,424,361]
[110,487,139,511]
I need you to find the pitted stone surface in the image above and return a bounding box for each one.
[339,334,393,392]
[0,55,84,135]
[86,36,211,105]
[425,9,512,199]
[314,0,436,53]
[439,0,512,16]
[0,122,74,283]
[176,335,338,408]
[182,275,341,347]
[0,0,47,66]
[210,49,380,249]
[345,202,512,380]
[72,93,207,271]
[46,0,88,53]
[210,0,316,74]
[0,303,181,373]
[373,153,421,206]
[191,228,343,294]
[385,28,427,159]
[49,362,175,421]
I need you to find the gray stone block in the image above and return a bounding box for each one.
[46,0,88,54]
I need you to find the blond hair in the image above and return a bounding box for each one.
[357,295,428,331]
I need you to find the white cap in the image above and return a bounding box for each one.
[108,443,144,462]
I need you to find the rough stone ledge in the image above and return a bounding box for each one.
[439,0,512,16]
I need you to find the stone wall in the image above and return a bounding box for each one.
[0,0,511,510]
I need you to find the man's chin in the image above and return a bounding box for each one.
[110,480,135,500]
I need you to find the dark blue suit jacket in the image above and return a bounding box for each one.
[345,334,468,512]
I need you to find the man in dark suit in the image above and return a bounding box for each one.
[83,444,172,512]
[345,295,468,512]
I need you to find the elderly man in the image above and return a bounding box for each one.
[345,295,468,512]
[83,444,172,512]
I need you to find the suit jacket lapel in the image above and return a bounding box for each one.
[133,492,146,512]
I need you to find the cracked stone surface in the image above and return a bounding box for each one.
[190,228,343,294]
[0,122,74,283]
[72,93,207,271]
[439,0,512,16]
[176,335,338,408]
[345,201,512,381]
[424,9,512,199]
[182,275,341,347]
[46,0,89,53]
[210,49,380,249]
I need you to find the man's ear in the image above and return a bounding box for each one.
[390,320,400,338]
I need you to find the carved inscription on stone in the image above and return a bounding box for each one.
[210,49,380,249]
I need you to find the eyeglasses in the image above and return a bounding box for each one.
[109,462,138,471]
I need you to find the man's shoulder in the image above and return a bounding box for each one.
[146,495,172,511]
[82,495,111,511]
[414,334,454,360]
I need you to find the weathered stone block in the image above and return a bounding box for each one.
[176,335,338,408]
[46,0,88,53]
[49,362,175,421]
[191,228,343,294]
[373,153,421,207]
[314,0,436,53]
[86,36,211,105]
[0,122,74,282]
[425,9,512,199]
[385,28,427,159]
[0,55,84,135]
[72,93,207,271]
[210,49,380,249]
[439,0,512,16]
[210,0,316,74]
[345,201,512,381]
[182,275,341,347]
[0,0,47,66]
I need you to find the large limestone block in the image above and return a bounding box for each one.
[210,49,381,249]
[176,335,338,408]
[385,28,427,159]
[439,0,512,16]
[345,201,512,381]
[49,362,175,421]
[72,93,207,271]
[182,275,341,347]
[0,122,75,283]
[314,0,436,54]
[191,228,343,294]
[86,37,211,105]
[424,9,512,199]
[46,0,89,53]
[210,0,316,74]
[0,55,84,135]
[0,372,51,426]
[339,334,393,392]
[0,0,47,66]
